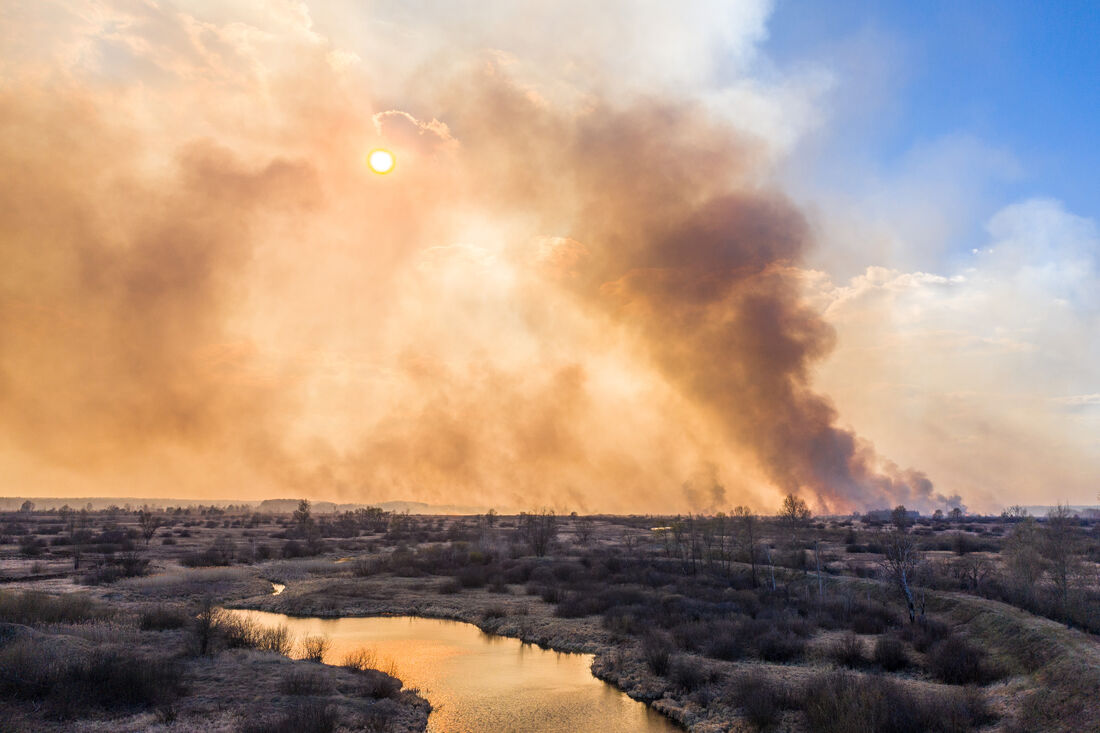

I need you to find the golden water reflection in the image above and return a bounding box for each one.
[224,610,679,733]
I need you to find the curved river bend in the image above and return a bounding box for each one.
[224,609,678,733]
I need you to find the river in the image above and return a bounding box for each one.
[222,609,679,733]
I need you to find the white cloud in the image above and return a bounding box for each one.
[807,198,1100,509]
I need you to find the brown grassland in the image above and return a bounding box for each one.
[1,501,1098,732]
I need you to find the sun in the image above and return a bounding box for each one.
[368,149,395,174]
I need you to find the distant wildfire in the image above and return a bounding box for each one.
[0,1,962,513]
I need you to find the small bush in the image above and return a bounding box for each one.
[437,578,462,594]
[899,617,950,653]
[458,565,488,588]
[729,671,787,730]
[851,604,897,634]
[831,632,865,667]
[351,557,379,577]
[343,647,379,671]
[300,635,330,663]
[802,670,917,733]
[281,668,332,695]
[873,635,908,671]
[140,604,190,630]
[756,630,805,663]
[800,669,990,733]
[538,585,564,603]
[216,613,294,655]
[670,656,707,691]
[704,620,751,661]
[481,605,508,620]
[0,590,111,625]
[928,635,998,685]
[241,700,338,733]
[359,671,402,699]
[341,647,401,697]
[0,641,182,717]
[181,538,235,567]
[642,632,674,676]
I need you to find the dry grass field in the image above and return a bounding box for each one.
[1,502,1098,732]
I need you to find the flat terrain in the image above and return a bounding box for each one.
[1,505,1098,732]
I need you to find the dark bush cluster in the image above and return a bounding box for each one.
[281,669,332,696]
[928,635,1001,685]
[0,590,111,625]
[181,537,236,567]
[872,634,908,671]
[830,632,865,667]
[0,641,182,718]
[642,632,674,676]
[240,700,339,733]
[139,604,190,631]
[726,671,793,730]
[802,670,991,733]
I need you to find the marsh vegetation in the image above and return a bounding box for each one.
[1,499,1098,731]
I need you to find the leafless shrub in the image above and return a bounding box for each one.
[214,612,294,655]
[240,700,338,733]
[342,647,379,671]
[873,635,908,671]
[0,640,182,717]
[670,656,707,691]
[281,668,332,695]
[642,632,674,676]
[300,634,330,663]
[0,590,111,626]
[139,604,189,631]
[481,604,508,620]
[928,635,1000,685]
[341,647,401,697]
[800,669,991,733]
[728,670,790,731]
[830,632,865,667]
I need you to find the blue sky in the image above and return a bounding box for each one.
[764,0,1099,256]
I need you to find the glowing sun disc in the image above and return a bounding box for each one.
[368,149,395,174]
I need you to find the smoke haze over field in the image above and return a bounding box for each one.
[1,2,1096,512]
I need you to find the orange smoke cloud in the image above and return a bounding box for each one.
[0,2,954,513]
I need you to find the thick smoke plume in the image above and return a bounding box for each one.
[430,80,956,513]
[0,2,956,513]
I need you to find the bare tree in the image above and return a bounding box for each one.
[138,509,163,545]
[574,515,594,545]
[293,499,312,533]
[194,596,217,656]
[1004,516,1043,597]
[1043,504,1081,613]
[733,506,758,587]
[62,507,89,570]
[778,494,812,529]
[880,529,923,623]
[891,505,913,531]
[520,509,558,557]
[951,554,993,591]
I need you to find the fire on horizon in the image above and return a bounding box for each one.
[0,1,1097,516]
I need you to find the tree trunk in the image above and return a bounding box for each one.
[900,570,916,623]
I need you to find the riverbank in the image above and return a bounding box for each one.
[0,581,432,733]
[227,571,781,731]
[225,558,1100,733]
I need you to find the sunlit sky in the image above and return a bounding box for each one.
[0,1,1096,513]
